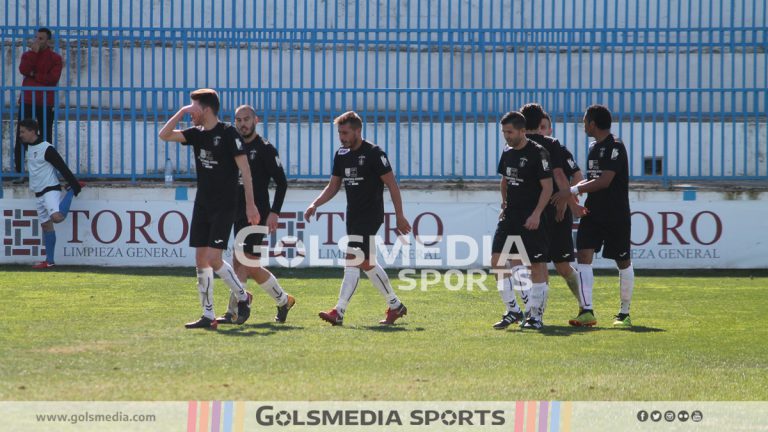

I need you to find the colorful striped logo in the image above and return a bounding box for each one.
[514,401,573,432]
[187,401,245,432]
[186,401,572,431]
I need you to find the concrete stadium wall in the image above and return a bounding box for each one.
[2,0,765,179]
[3,45,766,114]
[3,119,766,178]
[3,0,765,114]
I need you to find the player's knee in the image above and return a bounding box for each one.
[490,254,505,269]
[530,263,548,282]
[194,251,208,267]
[238,253,262,269]
[554,262,571,277]
[358,260,374,271]
[209,256,224,270]
[50,213,64,223]
[576,251,592,264]
[344,252,366,268]
[195,251,219,269]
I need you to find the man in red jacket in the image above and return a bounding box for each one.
[14,27,63,183]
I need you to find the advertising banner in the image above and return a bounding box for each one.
[1,193,763,269]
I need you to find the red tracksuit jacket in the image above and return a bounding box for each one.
[18,48,63,107]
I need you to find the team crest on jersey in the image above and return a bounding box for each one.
[519,157,528,168]
[338,148,350,155]
[611,148,619,160]
[381,156,389,167]
[249,149,257,160]
[599,148,606,158]
[358,155,366,166]
[212,136,221,147]
[345,167,358,177]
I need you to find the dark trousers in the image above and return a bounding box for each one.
[15,103,55,173]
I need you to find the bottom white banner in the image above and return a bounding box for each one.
[1,401,766,431]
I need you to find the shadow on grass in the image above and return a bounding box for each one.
[515,324,666,337]
[604,325,666,333]
[356,325,426,333]
[215,322,304,337]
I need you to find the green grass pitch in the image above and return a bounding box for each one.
[1,266,766,401]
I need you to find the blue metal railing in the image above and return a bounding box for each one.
[2,0,767,182]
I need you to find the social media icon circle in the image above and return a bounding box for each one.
[651,411,662,422]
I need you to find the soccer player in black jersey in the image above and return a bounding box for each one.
[305,111,412,326]
[491,111,553,330]
[520,103,587,320]
[566,105,635,328]
[159,89,260,329]
[213,104,296,325]
[540,112,553,136]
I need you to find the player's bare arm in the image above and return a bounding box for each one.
[551,168,586,221]
[567,170,588,217]
[381,171,411,236]
[158,104,200,142]
[235,154,260,225]
[550,168,583,207]
[570,170,585,186]
[266,212,279,233]
[304,175,342,221]
[524,178,553,230]
[549,167,572,221]
[499,177,507,220]
[572,169,616,194]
